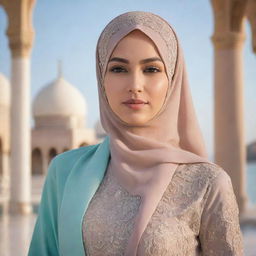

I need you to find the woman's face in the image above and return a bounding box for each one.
[104,30,169,126]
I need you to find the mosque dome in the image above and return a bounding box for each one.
[33,74,87,118]
[0,73,10,106]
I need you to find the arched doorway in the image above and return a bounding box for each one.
[48,148,57,163]
[79,142,88,147]
[32,148,43,175]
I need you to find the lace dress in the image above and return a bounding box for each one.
[82,162,244,256]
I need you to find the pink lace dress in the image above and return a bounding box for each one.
[82,162,244,256]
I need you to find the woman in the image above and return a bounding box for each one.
[28,11,243,256]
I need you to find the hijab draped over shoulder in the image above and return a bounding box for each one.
[96,11,216,256]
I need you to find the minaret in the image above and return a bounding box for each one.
[2,0,36,214]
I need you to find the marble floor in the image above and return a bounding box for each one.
[0,213,255,256]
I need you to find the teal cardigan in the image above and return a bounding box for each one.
[28,136,111,256]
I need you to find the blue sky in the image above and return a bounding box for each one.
[0,0,255,158]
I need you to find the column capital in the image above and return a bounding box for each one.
[211,0,247,49]
[2,0,36,58]
[211,32,246,50]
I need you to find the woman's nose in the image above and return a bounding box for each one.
[127,71,144,93]
[129,87,142,93]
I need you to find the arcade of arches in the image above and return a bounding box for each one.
[31,143,89,175]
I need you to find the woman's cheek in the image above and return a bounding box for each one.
[150,81,167,94]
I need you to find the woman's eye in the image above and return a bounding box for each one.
[144,67,161,73]
[109,66,127,73]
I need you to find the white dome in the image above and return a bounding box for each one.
[33,76,87,117]
[0,73,10,106]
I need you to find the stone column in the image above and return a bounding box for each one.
[211,0,248,213]
[3,0,36,214]
[1,152,10,214]
[1,152,10,195]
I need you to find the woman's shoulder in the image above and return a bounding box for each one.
[55,143,99,163]
[48,143,101,178]
[176,162,232,189]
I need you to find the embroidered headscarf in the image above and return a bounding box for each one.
[96,11,216,256]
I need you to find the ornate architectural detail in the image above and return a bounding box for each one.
[230,0,248,32]
[211,32,246,49]
[211,0,247,49]
[2,0,36,57]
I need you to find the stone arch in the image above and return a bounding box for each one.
[230,0,247,32]
[48,148,57,163]
[79,142,88,147]
[32,148,43,175]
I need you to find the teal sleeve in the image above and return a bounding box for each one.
[28,158,59,256]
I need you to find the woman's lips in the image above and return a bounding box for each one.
[124,103,147,110]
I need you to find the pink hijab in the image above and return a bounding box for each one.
[96,11,217,256]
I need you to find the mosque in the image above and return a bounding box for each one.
[0,68,106,212]
[31,66,104,175]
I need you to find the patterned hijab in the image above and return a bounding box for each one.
[95,11,216,255]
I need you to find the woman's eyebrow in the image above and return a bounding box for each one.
[108,57,163,64]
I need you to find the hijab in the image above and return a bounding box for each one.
[95,11,217,256]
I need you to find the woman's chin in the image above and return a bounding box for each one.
[120,116,150,126]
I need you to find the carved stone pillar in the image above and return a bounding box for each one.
[2,0,36,214]
[211,0,248,214]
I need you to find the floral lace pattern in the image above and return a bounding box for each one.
[97,11,177,81]
[82,163,244,256]
[82,167,141,255]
